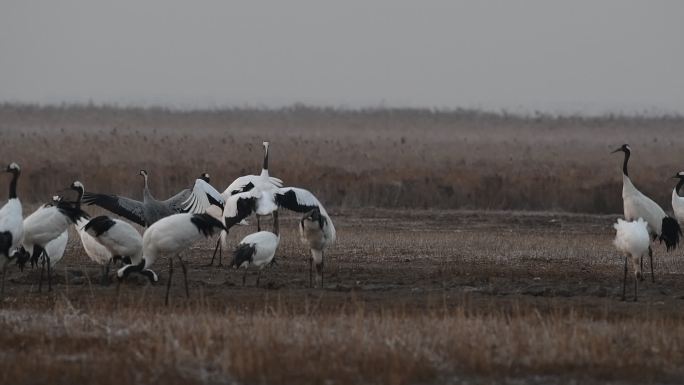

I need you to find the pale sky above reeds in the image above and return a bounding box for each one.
[1,0,682,115]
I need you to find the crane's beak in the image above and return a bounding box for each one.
[610,148,623,154]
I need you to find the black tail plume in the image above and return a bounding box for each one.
[0,231,11,257]
[660,216,681,251]
[190,213,226,237]
[231,243,255,268]
[57,201,90,224]
[84,216,117,237]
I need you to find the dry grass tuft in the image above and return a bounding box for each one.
[0,296,682,385]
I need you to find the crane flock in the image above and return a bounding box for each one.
[0,142,681,303]
[0,141,335,304]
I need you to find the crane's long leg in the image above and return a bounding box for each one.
[256,269,262,288]
[634,274,638,302]
[46,251,52,292]
[1,264,7,298]
[242,269,247,286]
[165,258,174,306]
[218,242,223,266]
[208,238,221,266]
[649,246,655,283]
[622,256,627,301]
[257,216,261,232]
[309,255,313,288]
[319,250,325,289]
[101,260,111,286]
[177,254,189,298]
[38,249,45,293]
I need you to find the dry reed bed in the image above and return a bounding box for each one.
[2,104,684,212]
[0,297,682,385]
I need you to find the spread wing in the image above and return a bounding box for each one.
[223,190,260,229]
[274,187,325,215]
[82,192,145,226]
[275,187,335,242]
[222,175,283,197]
[162,189,193,213]
[165,178,228,215]
[181,179,225,213]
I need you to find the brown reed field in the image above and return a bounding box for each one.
[2,104,684,212]
[1,105,684,384]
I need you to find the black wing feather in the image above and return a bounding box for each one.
[56,201,90,224]
[274,189,318,213]
[224,196,257,229]
[82,192,145,226]
[231,243,255,268]
[190,213,227,237]
[83,215,116,237]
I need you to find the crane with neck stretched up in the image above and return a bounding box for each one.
[612,144,681,282]
[671,171,684,227]
[0,163,23,296]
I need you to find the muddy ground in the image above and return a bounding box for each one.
[5,208,684,313]
[2,209,684,385]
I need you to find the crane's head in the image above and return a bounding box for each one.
[6,162,20,174]
[611,144,631,154]
[200,172,211,183]
[139,169,148,178]
[674,171,684,179]
[263,141,270,150]
[13,246,31,271]
[70,181,84,191]
[46,195,63,207]
[302,207,324,229]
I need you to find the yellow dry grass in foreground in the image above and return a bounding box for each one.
[0,297,682,385]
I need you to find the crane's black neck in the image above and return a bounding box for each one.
[262,147,269,171]
[8,171,18,199]
[677,179,684,196]
[622,150,630,177]
[75,188,84,209]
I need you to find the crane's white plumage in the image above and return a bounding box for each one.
[231,230,280,287]
[118,212,225,304]
[37,230,68,268]
[220,142,282,232]
[277,187,336,242]
[0,163,23,295]
[622,174,668,238]
[613,144,680,284]
[137,213,224,270]
[208,142,283,267]
[75,218,112,266]
[84,216,143,263]
[233,231,280,269]
[671,172,684,226]
[613,218,650,301]
[614,218,650,264]
[614,144,680,249]
[20,196,67,268]
[0,164,23,266]
[182,176,226,214]
[222,175,283,200]
[19,181,88,291]
[231,209,280,286]
[0,199,23,267]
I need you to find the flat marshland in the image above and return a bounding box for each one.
[1,105,684,384]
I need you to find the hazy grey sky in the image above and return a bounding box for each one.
[1,1,683,114]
